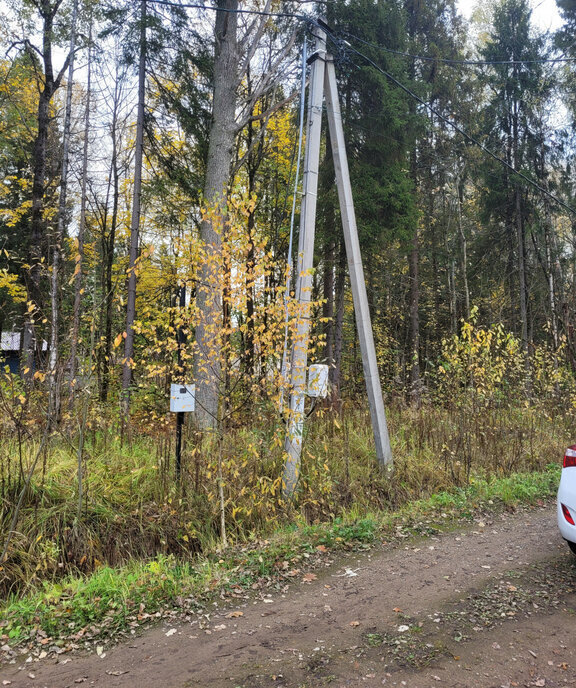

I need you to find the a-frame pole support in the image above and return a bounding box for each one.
[283,34,393,498]
[324,56,392,470]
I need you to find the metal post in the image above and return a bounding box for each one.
[282,26,327,498]
[176,283,186,479]
[324,56,393,470]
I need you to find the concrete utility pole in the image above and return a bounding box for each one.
[324,56,392,470]
[282,27,393,498]
[282,26,327,497]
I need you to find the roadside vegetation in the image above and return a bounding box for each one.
[0,455,561,656]
[1,316,571,654]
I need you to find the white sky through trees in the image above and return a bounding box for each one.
[457,0,561,30]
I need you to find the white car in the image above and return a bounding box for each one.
[558,445,576,554]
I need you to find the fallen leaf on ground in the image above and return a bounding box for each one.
[349,620,360,627]
[302,573,317,583]
[226,611,244,618]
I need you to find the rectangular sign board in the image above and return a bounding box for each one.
[170,384,196,412]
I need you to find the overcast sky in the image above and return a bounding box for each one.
[457,0,562,30]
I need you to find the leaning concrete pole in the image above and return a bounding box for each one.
[324,56,393,470]
[282,26,327,498]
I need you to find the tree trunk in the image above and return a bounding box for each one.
[408,230,421,405]
[448,258,457,333]
[515,187,528,354]
[457,175,470,320]
[195,0,239,430]
[244,112,257,378]
[121,0,147,416]
[49,0,78,423]
[331,240,346,406]
[25,3,59,381]
[69,20,92,396]
[245,216,255,377]
[100,97,120,404]
[323,239,335,371]
[511,59,529,355]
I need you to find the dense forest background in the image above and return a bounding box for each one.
[2,0,576,597]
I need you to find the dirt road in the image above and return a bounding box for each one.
[3,504,576,688]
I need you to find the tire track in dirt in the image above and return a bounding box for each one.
[320,603,576,688]
[2,504,570,688]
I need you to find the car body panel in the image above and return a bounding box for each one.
[557,458,576,545]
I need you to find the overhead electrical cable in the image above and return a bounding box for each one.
[328,36,576,217]
[341,31,576,66]
[147,0,311,22]
[280,36,307,414]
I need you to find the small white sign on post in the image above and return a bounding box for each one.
[170,384,196,412]
[307,364,329,399]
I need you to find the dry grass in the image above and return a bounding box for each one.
[0,394,569,598]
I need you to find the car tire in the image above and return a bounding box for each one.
[568,540,576,556]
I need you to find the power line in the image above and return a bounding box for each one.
[147,0,311,23]
[341,31,576,67]
[331,37,576,217]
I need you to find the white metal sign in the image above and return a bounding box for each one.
[170,384,196,412]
